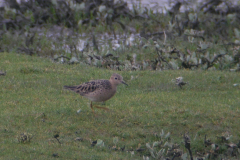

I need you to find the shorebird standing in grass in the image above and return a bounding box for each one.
[64,73,127,114]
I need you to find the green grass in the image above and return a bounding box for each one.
[1,52,240,159]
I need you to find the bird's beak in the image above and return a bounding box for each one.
[122,81,128,86]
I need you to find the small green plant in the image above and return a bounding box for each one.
[95,139,104,147]
[17,132,33,143]
[145,130,171,159]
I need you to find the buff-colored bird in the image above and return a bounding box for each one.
[64,73,127,113]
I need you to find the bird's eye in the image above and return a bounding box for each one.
[115,77,118,80]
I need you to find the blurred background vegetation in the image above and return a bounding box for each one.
[1,0,240,71]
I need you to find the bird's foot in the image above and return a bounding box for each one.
[94,105,110,111]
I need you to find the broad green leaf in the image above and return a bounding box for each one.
[234,28,240,39]
[156,148,165,158]
[149,151,156,158]
[153,141,161,147]
[165,132,170,139]
[188,13,197,21]
[146,143,152,150]
[226,135,232,140]
[143,156,149,160]
[96,139,104,147]
[160,129,164,137]
[211,144,216,150]
[69,57,79,64]
[99,5,106,13]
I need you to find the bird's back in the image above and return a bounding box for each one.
[64,79,116,102]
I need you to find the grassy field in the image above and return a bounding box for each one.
[0,52,240,159]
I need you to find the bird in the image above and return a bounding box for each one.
[64,73,127,113]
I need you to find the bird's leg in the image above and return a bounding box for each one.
[90,101,95,113]
[94,102,109,111]
[91,101,109,113]
[94,106,110,111]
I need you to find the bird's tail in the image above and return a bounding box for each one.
[63,86,77,91]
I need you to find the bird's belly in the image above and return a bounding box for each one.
[85,90,116,102]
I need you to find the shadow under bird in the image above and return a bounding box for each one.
[64,73,128,113]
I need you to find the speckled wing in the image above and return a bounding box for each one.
[64,80,111,96]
